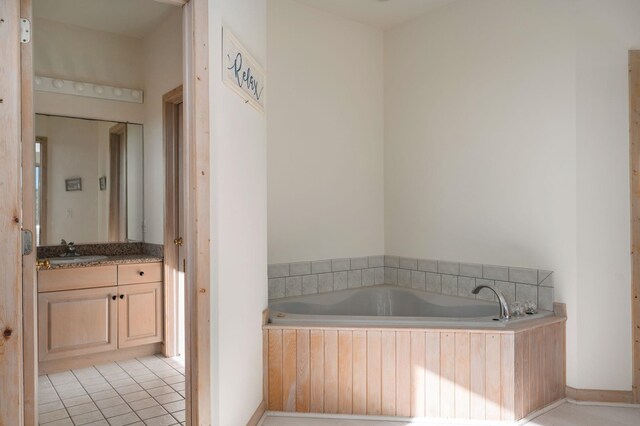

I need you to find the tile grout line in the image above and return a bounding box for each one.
[70,366,115,425]
[41,373,74,425]
[131,356,184,425]
[41,356,187,425]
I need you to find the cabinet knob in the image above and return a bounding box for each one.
[138,271,145,276]
[112,295,116,300]
[119,294,125,299]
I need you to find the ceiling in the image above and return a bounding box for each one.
[33,0,177,39]
[294,0,457,30]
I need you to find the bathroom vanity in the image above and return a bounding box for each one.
[37,255,164,373]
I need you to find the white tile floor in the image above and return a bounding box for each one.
[38,355,185,426]
[261,402,640,426]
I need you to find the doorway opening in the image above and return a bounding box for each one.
[163,85,186,362]
[6,0,212,425]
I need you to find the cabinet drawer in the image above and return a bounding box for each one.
[118,262,163,285]
[38,265,117,292]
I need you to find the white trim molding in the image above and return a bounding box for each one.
[35,75,144,104]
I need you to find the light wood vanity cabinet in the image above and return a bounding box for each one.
[38,262,163,362]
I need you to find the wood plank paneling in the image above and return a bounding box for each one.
[485,333,502,421]
[410,331,426,418]
[532,327,544,411]
[366,331,382,415]
[559,324,566,400]
[500,334,515,421]
[324,330,338,413]
[309,330,324,412]
[440,332,455,418]
[514,332,524,420]
[425,332,441,418]
[268,330,283,411]
[396,331,411,417]
[470,333,486,420]
[337,331,353,414]
[352,330,367,414]
[263,331,269,408]
[264,320,565,422]
[454,332,470,419]
[296,330,310,412]
[381,331,396,416]
[522,329,532,415]
[282,330,297,411]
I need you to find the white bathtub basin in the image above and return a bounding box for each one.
[268,285,552,328]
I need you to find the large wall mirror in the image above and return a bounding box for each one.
[35,114,144,245]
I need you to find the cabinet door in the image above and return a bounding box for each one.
[118,282,164,348]
[38,287,118,361]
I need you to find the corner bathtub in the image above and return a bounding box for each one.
[268,285,553,328]
[264,285,566,423]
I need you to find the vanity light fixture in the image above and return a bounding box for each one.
[35,75,144,104]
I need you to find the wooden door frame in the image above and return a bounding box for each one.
[0,1,26,424]
[35,136,47,246]
[630,50,640,404]
[8,0,212,425]
[109,123,128,242]
[163,85,183,359]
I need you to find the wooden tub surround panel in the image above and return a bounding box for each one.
[264,318,565,422]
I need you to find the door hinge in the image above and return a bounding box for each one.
[20,18,31,44]
[22,229,33,256]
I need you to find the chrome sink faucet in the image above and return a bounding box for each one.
[60,239,78,257]
[472,284,511,320]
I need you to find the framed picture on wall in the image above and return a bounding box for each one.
[65,177,82,191]
[99,176,107,191]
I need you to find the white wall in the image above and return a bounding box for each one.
[384,0,639,391]
[34,18,145,123]
[34,18,144,88]
[141,9,183,244]
[574,0,640,391]
[267,0,385,264]
[210,0,268,424]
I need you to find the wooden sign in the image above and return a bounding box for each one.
[222,27,266,113]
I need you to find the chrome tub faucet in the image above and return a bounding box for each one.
[472,284,511,320]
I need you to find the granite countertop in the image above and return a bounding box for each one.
[41,254,163,270]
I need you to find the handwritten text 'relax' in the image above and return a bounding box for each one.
[227,52,264,101]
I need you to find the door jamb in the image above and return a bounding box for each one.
[21,0,37,424]
[630,50,640,404]
[182,1,211,422]
[163,85,183,359]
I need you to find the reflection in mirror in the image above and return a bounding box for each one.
[35,114,144,245]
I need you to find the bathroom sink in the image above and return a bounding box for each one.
[49,255,109,265]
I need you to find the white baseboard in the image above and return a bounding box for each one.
[565,399,640,409]
[264,398,640,425]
